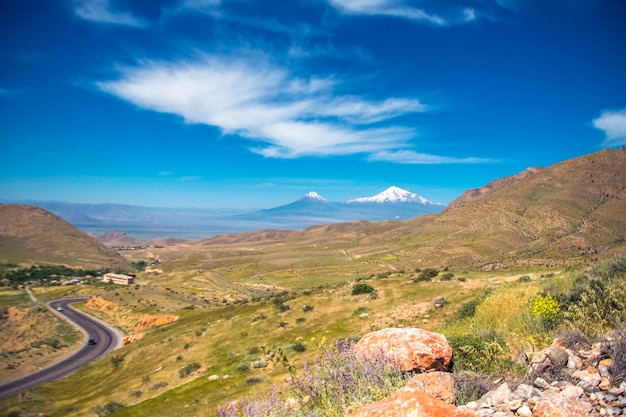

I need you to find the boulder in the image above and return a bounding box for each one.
[347,387,474,417]
[406,371,457,404]
[353,328,452,373]
[533,392,593,417]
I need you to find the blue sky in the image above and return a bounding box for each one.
[1,0,625,209]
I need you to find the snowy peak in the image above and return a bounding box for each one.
[347,186,440,205]
[300,191,327,202]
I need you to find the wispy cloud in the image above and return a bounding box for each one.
[463,8,477,22]
[73,0,148,27]
[97,54,428,159]
[0,87,20,97]
[327,0,447,25]
[368,150,495,164]
[593,109,626,146]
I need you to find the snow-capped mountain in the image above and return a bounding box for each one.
[301,191,327,202]
[250,186,445,227]
[345,186,442,205]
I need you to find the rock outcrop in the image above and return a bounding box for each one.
[348,327,626,417]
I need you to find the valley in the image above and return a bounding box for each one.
[0,148,625,416]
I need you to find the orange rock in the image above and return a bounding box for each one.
[134,314,178,331]
[348,387,474,417]
[353,328,452,373]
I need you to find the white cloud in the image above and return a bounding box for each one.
[97,55,427,159]
[368,150,494,164]
[463,8,476,22]
[593,109,626,146]
[328,0,447,25]
[73,0,147,27]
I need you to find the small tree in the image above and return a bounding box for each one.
[352,283,375,295]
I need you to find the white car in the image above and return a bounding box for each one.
[56,306,63,312]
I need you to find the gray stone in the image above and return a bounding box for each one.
[513,383,540,399]
[534,377,551,390]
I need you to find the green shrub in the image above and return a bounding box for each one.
[448,332,518,374]
[111,355,125,370]
[245,376,262,385]
[414,268,438,282]
[561,255,626,338]
[352,283,375,295]
[292,342,306,352]
[440,272,454,281]
[179,362,201,378]
[94,402,125,416]
[150,381,168,390]
[236,363,250,373]
[303,304,314,312]
[353,306,370,316]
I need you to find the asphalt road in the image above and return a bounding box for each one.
[0,297,122,400]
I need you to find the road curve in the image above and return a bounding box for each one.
[0,297,122,400]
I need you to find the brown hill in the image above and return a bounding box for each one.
[0,204,133,271]
[445,167,542,211]
[401,147,626,269]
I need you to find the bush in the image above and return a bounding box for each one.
[94,402,125,416]
[292,342,306,352]
[561,255,626,338]
[440,272,455,281]
[236,362,250,373]
[111,355,125,370]
[303,304,314,312]
[245,376,263,385]
[179,362,201,378]
[414,268,438,282]
[448,332,518,374]
[150,381,168,390]
[352,283,375,295]
[353,306,370,316]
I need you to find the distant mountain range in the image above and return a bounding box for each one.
[7,187,445,240]
[2,148,625,268]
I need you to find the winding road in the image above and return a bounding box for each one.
[0,297,122,400]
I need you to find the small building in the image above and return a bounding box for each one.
[103,273,135,285]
